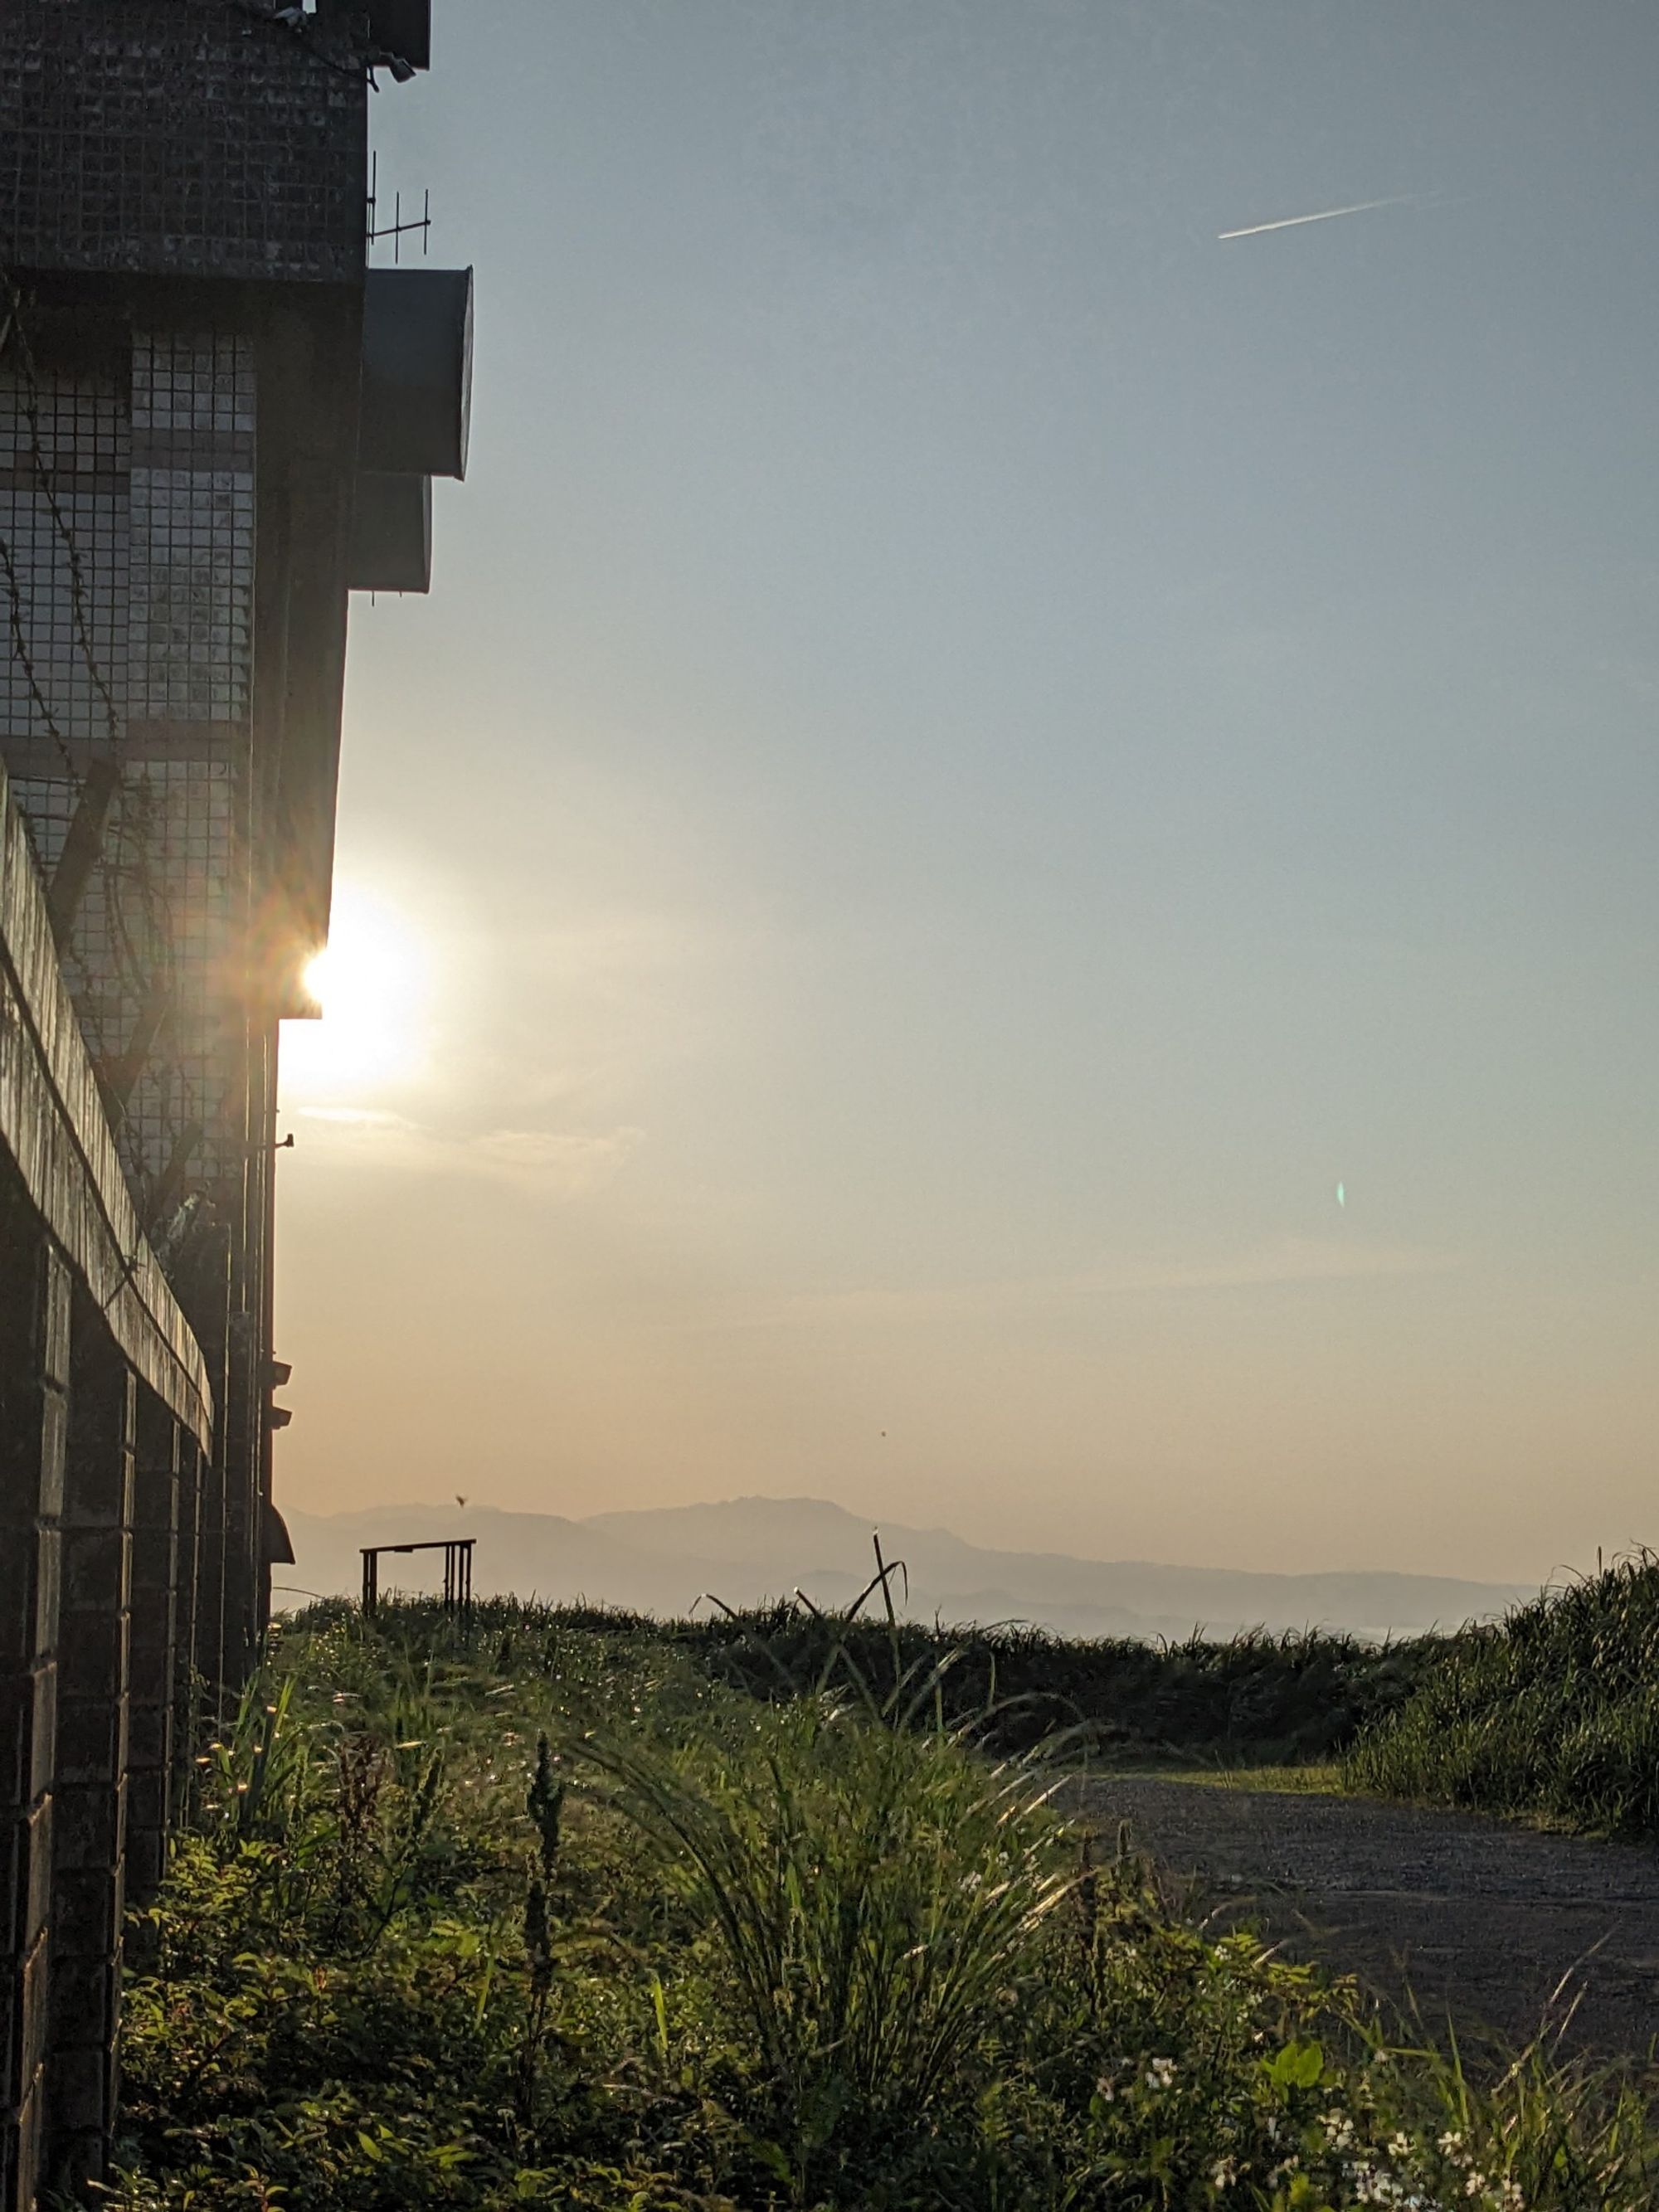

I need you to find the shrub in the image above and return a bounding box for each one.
[1347,1552,1659,1837]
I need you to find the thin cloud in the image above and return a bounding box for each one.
[296,1105,413,1129]
[735,1238,1462,1332]
[465,1127,644,1190]
[293,1108,642,1195]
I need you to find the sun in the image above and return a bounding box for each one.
[280,881,431,1100]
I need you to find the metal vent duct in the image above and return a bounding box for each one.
[358,267,473,481]
[348,472,433,593]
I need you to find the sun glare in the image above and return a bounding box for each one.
[280,882,431,1100]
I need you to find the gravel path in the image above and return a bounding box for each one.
[1072,1777,1659,2056]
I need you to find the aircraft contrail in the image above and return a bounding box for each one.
[1218,194,1418,241]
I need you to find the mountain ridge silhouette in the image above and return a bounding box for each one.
[282,1493,1528,1641]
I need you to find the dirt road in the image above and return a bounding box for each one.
[1074,1777,1659,2057]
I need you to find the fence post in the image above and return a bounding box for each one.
[194,1442,227,1720]
[178,1228,231,1715]
[172,1439,203,1811]
[0,1185,71,2212]
[126,1398,180,1904]
[46,1300,135,2196]
[222,1313,255,1689]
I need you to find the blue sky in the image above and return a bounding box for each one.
[275,1,1659,1580]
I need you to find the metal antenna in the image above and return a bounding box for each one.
[366,164,432,260]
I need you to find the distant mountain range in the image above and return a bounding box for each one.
[280,1494,1530,1641]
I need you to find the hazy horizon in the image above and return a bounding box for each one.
[280,1483,1542,1582]
[277,1482,1618,1593]
[279,1489,1534,1641]
[274,2,1659,1586]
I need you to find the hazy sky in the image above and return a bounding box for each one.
[275,0,1659,1582]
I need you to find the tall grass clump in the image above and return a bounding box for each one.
[568,1696,1070,2203]
[1347,1552,1659,1837]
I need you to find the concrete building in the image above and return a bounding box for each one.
[0,4,467,2200]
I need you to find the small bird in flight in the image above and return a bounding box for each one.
[455,1493,468,1510]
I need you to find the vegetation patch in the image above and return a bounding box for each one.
[1134,1764,1347,1796]
[102,1598,1657,2210]
[1345,1553,1659,1840]
[635,1606,1433,1767]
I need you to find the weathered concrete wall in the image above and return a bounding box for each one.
[0,766,212,2208]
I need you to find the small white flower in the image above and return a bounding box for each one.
[1210,2155,1236,2190]
[1389,2134,1412,2161]
[1145,2055,1177,2090]
[1438,2131,1465,2156]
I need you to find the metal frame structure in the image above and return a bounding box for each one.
[359,1538,475,1618]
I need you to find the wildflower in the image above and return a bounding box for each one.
[1322,2109,1355,2149]
[1094,2075,1116,2102]
[1356,2173,1413,2206]
[1438,2131,1465,2157]
[1145,2056,1177,2090]
[1389,2134,1412,2161]
[1465,2176,1487,2199]
[1210,2155,1236,2189]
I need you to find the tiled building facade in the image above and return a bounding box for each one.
[0,4,460,2200]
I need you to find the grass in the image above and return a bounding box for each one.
[1139,1763,1347,1796]
[654,1607,1437,1767]
[94,1592,1659,2210]
[1345,1552,1659,1840]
